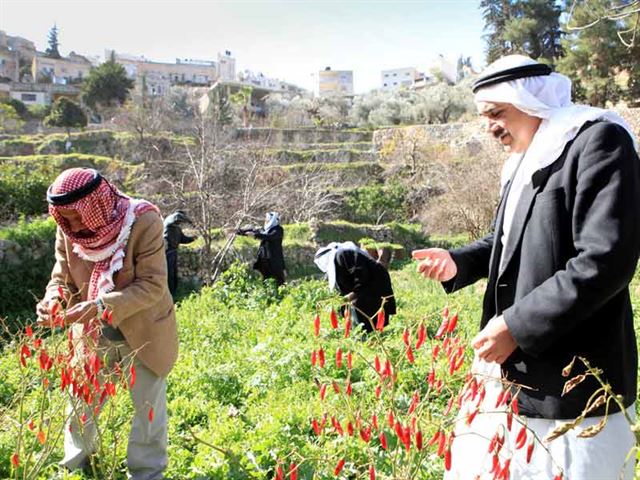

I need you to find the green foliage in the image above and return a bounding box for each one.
[45,23,62,59]
[0,104,24,133]
[82,54,134,110]
[1,98,28,119]
[44,98,88,136]
[557,0,632,106]
[26,103,51,120]
[343,183,409,224]
[0,217,57,329]
[481,0,562,63]
[0,154,137,220]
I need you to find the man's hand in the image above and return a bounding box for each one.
[411,248,457,282]
[64,301,98,325]
[36,296,60,326]
[472,316,518,364]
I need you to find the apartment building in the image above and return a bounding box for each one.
[381,67,420,90]
[31,52,93,84]
[109,50,233,97]
[317,67,353,97]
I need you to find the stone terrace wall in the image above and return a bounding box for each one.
[372,107,640,158]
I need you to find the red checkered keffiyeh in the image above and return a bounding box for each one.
[49,168,159,300]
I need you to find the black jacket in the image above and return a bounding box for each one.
[253,225,285,274]
[335,249,396,331]
[444,122,640,419]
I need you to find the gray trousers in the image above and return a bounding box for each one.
[60,339,168,480]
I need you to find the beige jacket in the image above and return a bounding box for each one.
[46,210,178,377]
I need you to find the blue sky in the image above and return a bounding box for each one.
[1,0,487,93]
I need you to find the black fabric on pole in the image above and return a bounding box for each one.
[46,170,103,205]
[472,63,553,93]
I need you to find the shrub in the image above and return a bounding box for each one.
[0,217,56,331]
[343,183,408,224]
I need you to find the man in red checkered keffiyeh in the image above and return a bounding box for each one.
[38,168,176,477]
[47,167,158,301]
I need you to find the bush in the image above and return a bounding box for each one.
[343,183,408,224]
[0,154,139,220]
[0,217,56,331]
[1,98,28,118]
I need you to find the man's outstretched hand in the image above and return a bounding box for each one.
[412,248,457,282]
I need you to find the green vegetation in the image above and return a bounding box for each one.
[0,217,56,329]
[0,154,139,221]
[43,98,88,138]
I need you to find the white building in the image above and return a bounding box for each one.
[381,67,423,90]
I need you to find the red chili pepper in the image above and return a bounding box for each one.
[403,328,410,346]
[406,346,415,364]
[346,382,352,396]
[375,385,382,399]
[320,383,327,400]
[427,429,440,447]
[408,391,420,414]
[446,313,458,333]
[289,463,298,480]
[416,323,426,350]
[336,348,343,368]
[330,309,338,329]
[318,348,325,368]
[442,306,449,319]
[383,359,392,378]
[437,431,447,456]
[443,396,454,416]
[376,310,385,331]
[435,318,449,339]
[275,465,284,480]
[371,414,378,430]
[332,381,340,394]
[25,325,33,338]
[369,465,376,480]
[334,458,345,476]
[344,316,351,338]
[506,410,513,431]
[312,418,320,435]
[416,430,423,450]
[359,426,372,442]
[444,447,452,471]
[379,431,388,450]
[346,351,353,370]
[515,425,527,450]
[374,356,381,374]
[432,343,440,360]
[129,364,137,388]
[466,407,478,425]
[148,407,154,423]
[500,458,511,479]
[11,453,19,468]
[387,410,395,428]
[526,439,535,463]
[511,396,520,416]
[314,313,320,336]
[495,389,505,408]
[311,350,317,366]
[427,369,435,388]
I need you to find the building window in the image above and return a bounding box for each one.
[21,93,37,102]
[383,83,387,87]
[384,73,389,77]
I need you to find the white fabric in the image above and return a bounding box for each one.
[71,199,147,295]
[474,55,638,269]
[444,357,636,480]
[314,241,368,291]
[263,211,280,232]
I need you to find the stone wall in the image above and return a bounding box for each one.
[372,107,640,159]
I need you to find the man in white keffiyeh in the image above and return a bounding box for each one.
[413,55,640,479]
[37,168,178,479]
